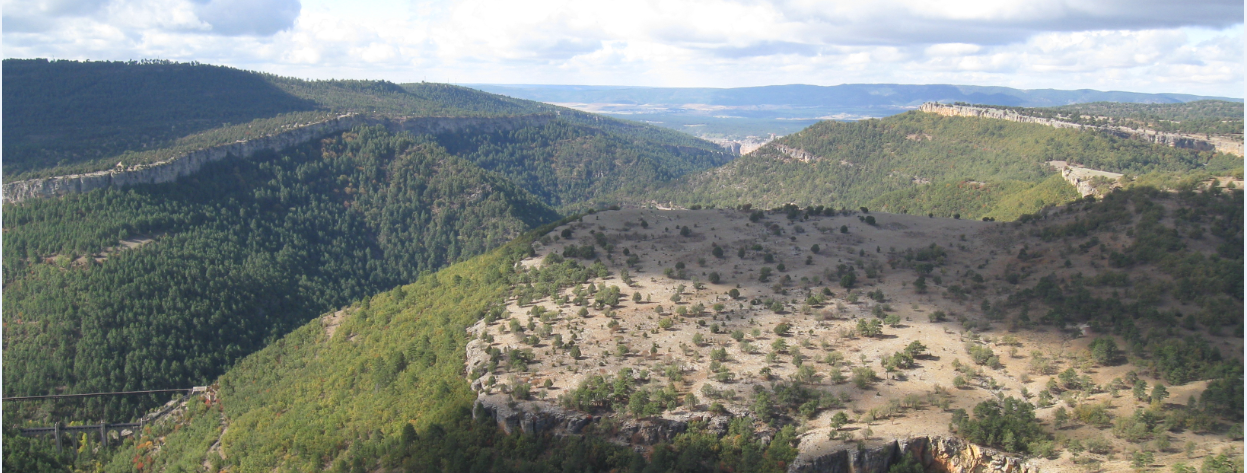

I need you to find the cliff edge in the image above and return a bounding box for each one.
[920,102,1244,157]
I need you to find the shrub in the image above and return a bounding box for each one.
[851,367,877,389]
[774,323,791,336]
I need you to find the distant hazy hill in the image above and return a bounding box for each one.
[471,83,1242,139]
[472,83,1240,109]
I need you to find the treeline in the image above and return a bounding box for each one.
[635,110,1240,219]
[2,126,558,422]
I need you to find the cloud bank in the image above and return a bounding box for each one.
[3,0,1242,97]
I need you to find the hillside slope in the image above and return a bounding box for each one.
[2,126,559,423]
[632,110,1241,219]
[2,60,732,429]
[3,59,731,186]
[82,186,1242,473]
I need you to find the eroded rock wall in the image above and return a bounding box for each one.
[472,394,695,444]
[790,436,1037,473]
[2,115,368,204]
[473,392,1034,473]
[919,102,1244,157]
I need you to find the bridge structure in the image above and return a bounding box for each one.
[5,387,207,452]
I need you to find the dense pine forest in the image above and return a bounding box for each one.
[435,120,734,209]
[3,126,559,422]
[634,110,1243,219]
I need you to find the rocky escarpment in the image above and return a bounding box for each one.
[473,394,1033,473]
[920,102,1244,157]
[473,393,704,446]
[791,435,1037,473]
[775,145,818,163]
[2,113,556,205]
[1046,161,1123,197]
[2,114,365,204]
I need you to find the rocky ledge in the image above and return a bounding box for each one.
[920,102,1243,157]
[473,394,1033,473]
[792,435,1037,473]
[473,393,704,446]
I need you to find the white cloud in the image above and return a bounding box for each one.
[3,0,1242,97]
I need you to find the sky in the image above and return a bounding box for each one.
[4,0,1244,98]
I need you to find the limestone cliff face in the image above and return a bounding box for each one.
[791,436,1037,473]
[473,394,1034,473]
[1047,161,1124,197]
[2,113,555,205]
[775,145,818,163]
[919,102,1244,157]
[3,114,367,204]
[472,394,698,446]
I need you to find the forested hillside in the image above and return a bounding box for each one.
[436,119,734,209]
[635,111,1242,219]
[6,217,799,473]
[19,185,1238,473]
[1,60,552,181]
[3,59,732,198]
[3,59,734,427]
[1034,100,1243,136]
[2,126,559,423]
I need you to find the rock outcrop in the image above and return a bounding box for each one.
[2,113,555,205]
[1047,161,1123,197]
[3,114,366,204]
[920,102,1244,157]
[474,392,1035,473]
[472,394,693,445]
[791,436,1037,473]
[775,145,818,163]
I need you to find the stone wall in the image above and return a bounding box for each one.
[919,103,1244,157]
[2,113,555,204]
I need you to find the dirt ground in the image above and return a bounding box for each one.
[466,208,1241,472]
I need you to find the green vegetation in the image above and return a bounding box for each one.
[635,111,1239,220]
[1004,187,1243,423]
[952,397,1047,454]
[49,232,802,473]
[1030,100,1243,135]
[435,119,731,210]
[3,58,731,189]
[3,59,556,181]
[2,126,558,421]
